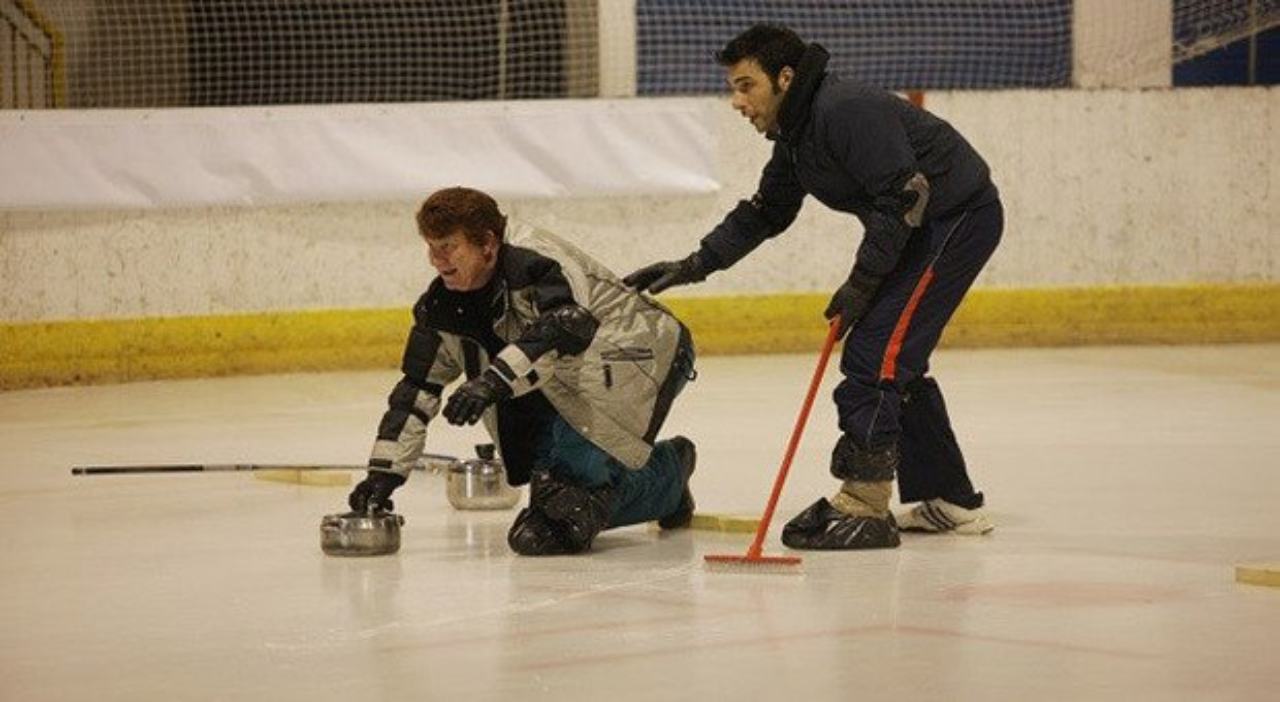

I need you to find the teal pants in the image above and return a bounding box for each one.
[534,419,688,528]
[532,337,695,528]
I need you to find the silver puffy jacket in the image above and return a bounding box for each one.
[368,223,692,481]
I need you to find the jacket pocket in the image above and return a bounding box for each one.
[601,347,655,362]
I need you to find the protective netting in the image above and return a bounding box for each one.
[3,0,1276,108]
[638,0,1278,93]
[1174,0,1277,61]
[4,0,600,108]
[639,0,1076,92]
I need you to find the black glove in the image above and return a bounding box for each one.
[348,470,407,513]
[824,270,882,339]
[623,252,708,294]
[443,368,513,426]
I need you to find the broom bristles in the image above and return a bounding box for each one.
[703,553,804,574]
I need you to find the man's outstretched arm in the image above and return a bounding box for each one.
[625,141,805,293]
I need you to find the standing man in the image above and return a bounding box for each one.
[349,187,698,556]
[625,25,1000,550]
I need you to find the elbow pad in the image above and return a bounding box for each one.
[533,304,599,356]
[378,378,440,437]
[857,172,931,277]
[400,326,442,385]
[874,172,930,228]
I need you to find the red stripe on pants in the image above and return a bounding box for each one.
[879,266,936,381]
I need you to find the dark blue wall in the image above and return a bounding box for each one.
[636,0,1073,94]
[636,0,1275,93]
[1175,28,1278,85]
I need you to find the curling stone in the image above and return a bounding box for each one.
[446,444,521,510]
[320,508,405,556]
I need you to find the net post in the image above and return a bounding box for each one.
[598,0,636,97]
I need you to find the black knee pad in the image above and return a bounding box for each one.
[507,507,582,556]
[830,435,899,481]
[528,471,614,551]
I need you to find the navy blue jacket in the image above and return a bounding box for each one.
[698,45,995,283]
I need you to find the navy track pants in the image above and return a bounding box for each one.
[833,190,1003,504]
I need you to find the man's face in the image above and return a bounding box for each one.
[726,58,793,135]
[426,229,499,291]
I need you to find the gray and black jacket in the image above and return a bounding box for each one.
[368,224,692,485]
[697,44,996,287]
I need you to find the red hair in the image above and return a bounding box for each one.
[416,187,507,245]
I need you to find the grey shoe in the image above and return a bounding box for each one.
[897,498,994,535]
[658,436,696,530]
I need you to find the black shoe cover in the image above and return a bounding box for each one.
[507,507,584,556]
[658,436,697,530]
[780,498,901,550]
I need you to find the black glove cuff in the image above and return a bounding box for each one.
[368,469,408,488]
[482,366,516,396]
[683,251,712,282]
[482,364,508,385]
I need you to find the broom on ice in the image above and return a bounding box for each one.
[704,317,841,574]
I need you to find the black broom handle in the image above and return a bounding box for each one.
[71,453,457,476]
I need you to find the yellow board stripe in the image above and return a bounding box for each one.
[2,283,1277,390]
[662,283,1280,354]
[1,309,411,389]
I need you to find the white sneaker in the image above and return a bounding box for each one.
[897,499,994,535]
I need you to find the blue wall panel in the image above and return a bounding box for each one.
[636,0,1073,94]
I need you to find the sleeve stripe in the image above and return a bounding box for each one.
[497,344,536,378]
[490,357,519,383]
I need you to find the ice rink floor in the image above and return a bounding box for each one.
[2,344,1278,701]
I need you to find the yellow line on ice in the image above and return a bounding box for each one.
[687,513,762,533]
[253,469,353,487]
[1235,563,1280,588]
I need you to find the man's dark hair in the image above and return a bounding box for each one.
[715,24,806,82]
[416,186,507,245]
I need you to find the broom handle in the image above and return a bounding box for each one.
[71,453,457,476]
[746,318,841,559]
[72,464,362,475]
